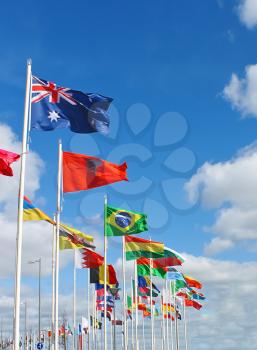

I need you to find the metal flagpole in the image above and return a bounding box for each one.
[73,251,77,350]
[169,281,174,350]
[52,216,56,350]
[87,269,90,350]
[103,195,107,350]
[134,261,138,350]
[13,58,32,350]
[54,139,63,350]
[173,282,179,350]
[165,279,169,350]
[122,237,127,350]
[142,311,145,350]
[183,299,188,350]
[149,241,154,350]
[131,277,134,350]
[161,290,165,350]
[92,286,95,350]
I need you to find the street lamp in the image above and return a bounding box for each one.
[28,258,41,342]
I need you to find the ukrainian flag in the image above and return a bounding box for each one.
[23,196,54,224]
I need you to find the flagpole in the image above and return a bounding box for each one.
[51,216,56,350]
[13,58,32,350]
[73,251,77,350]
[149,240,154,350]
[161,290,165,350]
[87,269,90,350]
[103,195,107,350]
[142,311,145,350]
[54,139,62,350]
[92,286,95,350]
[173,282,179,350]
[131,277,134,350]
[169,281,174,350]
[122,237,127,350]
[134,261,138,350]
[183,299,188,350]
[165,279,169,350]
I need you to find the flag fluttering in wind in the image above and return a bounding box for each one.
[23,196,54,223]
[185,299,202,310]
[63,151,128,193]
[137,257,167,279]
[75,248,104,269]
[59,224,95,250]
[183,274,202,289]
[90,264,118,285]
[31,76,113,134]
[138,276,160,294]
[154,247,185,268]
[0,149,20,176]
[125,236,164,260]
[105,205,148,236]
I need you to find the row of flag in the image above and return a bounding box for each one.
[1,70,206,350]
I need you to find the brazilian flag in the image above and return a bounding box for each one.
[105,205,148,236]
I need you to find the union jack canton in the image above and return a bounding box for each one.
[30,76,113,134]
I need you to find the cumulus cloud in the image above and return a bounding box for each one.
[204,237,234,256]
[238,0,257,29]
[223,64,257,118]
[185,142,257,253]
[0,123,72,277]
[112,253,257,349]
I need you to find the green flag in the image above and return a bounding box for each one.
[127,295,132,310]
[105,205,148,236]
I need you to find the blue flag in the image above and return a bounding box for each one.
[166,267,185,281]
[31,76,113,134]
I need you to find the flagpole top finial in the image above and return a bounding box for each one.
[27,58,32,65]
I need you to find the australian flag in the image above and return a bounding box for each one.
[31,76,113,134]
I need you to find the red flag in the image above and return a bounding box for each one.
[185,299,202,310]
[0,149,20,176]
[63,151,128,193]
[81,248,104,268]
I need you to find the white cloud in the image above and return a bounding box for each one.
[185,142,257,253]
[223,64,257,118]
[238,0,257,29]
[0,123,72,277]
[204,237,234,256]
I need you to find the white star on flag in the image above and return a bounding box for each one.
[48,110,60,122]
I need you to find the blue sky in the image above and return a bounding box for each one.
[2,0,257,348]
[0,0,254,259]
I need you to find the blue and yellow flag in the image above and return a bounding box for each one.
[23,196,54,224]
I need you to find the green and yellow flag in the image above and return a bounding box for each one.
[105,205,148,236]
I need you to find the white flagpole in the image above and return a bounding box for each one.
[73,251,77,350]
[169,281,174,350]
[183,299,188,350]
[149,241,154,350]
[51,216,56,350]
[161,289,165,350]
[103,195,107,350]
[13,58,32,350]
[142,311,145,350]
[131,278,134,350]
[92,286,95,350]
[134,261,138,350]
[173,282,179,350]
[165,279,169,350]
[122,237,127,350]
[87,269,90,350]
[54,139,62,350]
